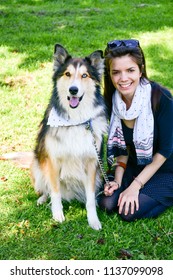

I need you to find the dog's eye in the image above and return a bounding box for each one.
[65,72,71,77]
[82,73,88,78]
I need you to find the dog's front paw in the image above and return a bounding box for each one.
[52,211,65,223]
[88,217,102,230]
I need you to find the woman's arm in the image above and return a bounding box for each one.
[132,153,166,187]
[114,155,129,185]
[118,153,167,215]
[104,155,128,196]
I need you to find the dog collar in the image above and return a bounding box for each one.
[47,107,92,128]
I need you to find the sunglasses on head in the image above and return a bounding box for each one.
[107,39,140,49]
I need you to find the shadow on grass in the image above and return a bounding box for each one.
[145,44,173,88]
[0,0,173,69]
[1,169,173,260]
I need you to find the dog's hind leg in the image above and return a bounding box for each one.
[31,159,49,205]
[46,158,65,223]
[85,161,102,230]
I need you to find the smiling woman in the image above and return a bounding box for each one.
[104,40,148,114]
[98,39,173,222]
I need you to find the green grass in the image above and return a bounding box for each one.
[0,0,173,260]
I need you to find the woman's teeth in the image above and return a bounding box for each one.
[120,83,132,88]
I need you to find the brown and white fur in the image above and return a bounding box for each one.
[12,44,108,230]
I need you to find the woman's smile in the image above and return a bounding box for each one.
[119,82,133,89]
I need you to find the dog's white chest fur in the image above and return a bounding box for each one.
[44,122,102,203]
[47,125,96,159]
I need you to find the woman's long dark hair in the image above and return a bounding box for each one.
[104,42,171,121]
[104,45,148,116]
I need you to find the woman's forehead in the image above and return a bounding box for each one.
[110,55,138,69]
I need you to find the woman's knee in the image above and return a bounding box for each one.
[98,195,118,214]
[119,212,136,222]
[119,204,139,221]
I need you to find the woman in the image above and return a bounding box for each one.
[98,39,173,221]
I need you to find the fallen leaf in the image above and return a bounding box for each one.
[97,238,105,244]
[76,234,83,239]
[0,176,8,182]
[119,249,133,258]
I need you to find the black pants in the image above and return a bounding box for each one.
[97,186,168,222]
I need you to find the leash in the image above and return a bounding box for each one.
[85,120,111,193]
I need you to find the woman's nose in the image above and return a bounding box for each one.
[120,72,128,81]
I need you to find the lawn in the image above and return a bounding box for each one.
[0,0,173,260]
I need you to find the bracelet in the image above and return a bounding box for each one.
[113,180,120,189]
[134,177,144,189]
[116,161,127,170]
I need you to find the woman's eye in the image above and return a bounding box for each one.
[65,72,71,77]
[112,71,119,75]
[82,73,88,78]
[128,69,135,72]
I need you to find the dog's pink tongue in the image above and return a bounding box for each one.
[70,97,79,108]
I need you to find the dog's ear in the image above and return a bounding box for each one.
[87,50,104,78]
[53,44,71,71]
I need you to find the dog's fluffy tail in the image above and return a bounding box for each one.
[0,152,34,169]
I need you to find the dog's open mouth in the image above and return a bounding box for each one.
[67,95,84,109]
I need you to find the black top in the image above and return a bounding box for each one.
[122,83,173,173]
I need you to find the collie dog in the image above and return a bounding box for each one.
[31,45,108,230]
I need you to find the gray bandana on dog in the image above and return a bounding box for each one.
[47,107,90,127]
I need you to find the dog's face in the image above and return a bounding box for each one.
[53,44,104,110]
[56,60,95,109]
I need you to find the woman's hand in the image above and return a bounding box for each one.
[117,153,167,216]
[118,184,140,215]
[104,181,119,196]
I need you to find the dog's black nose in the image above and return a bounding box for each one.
[69,86,78,95]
